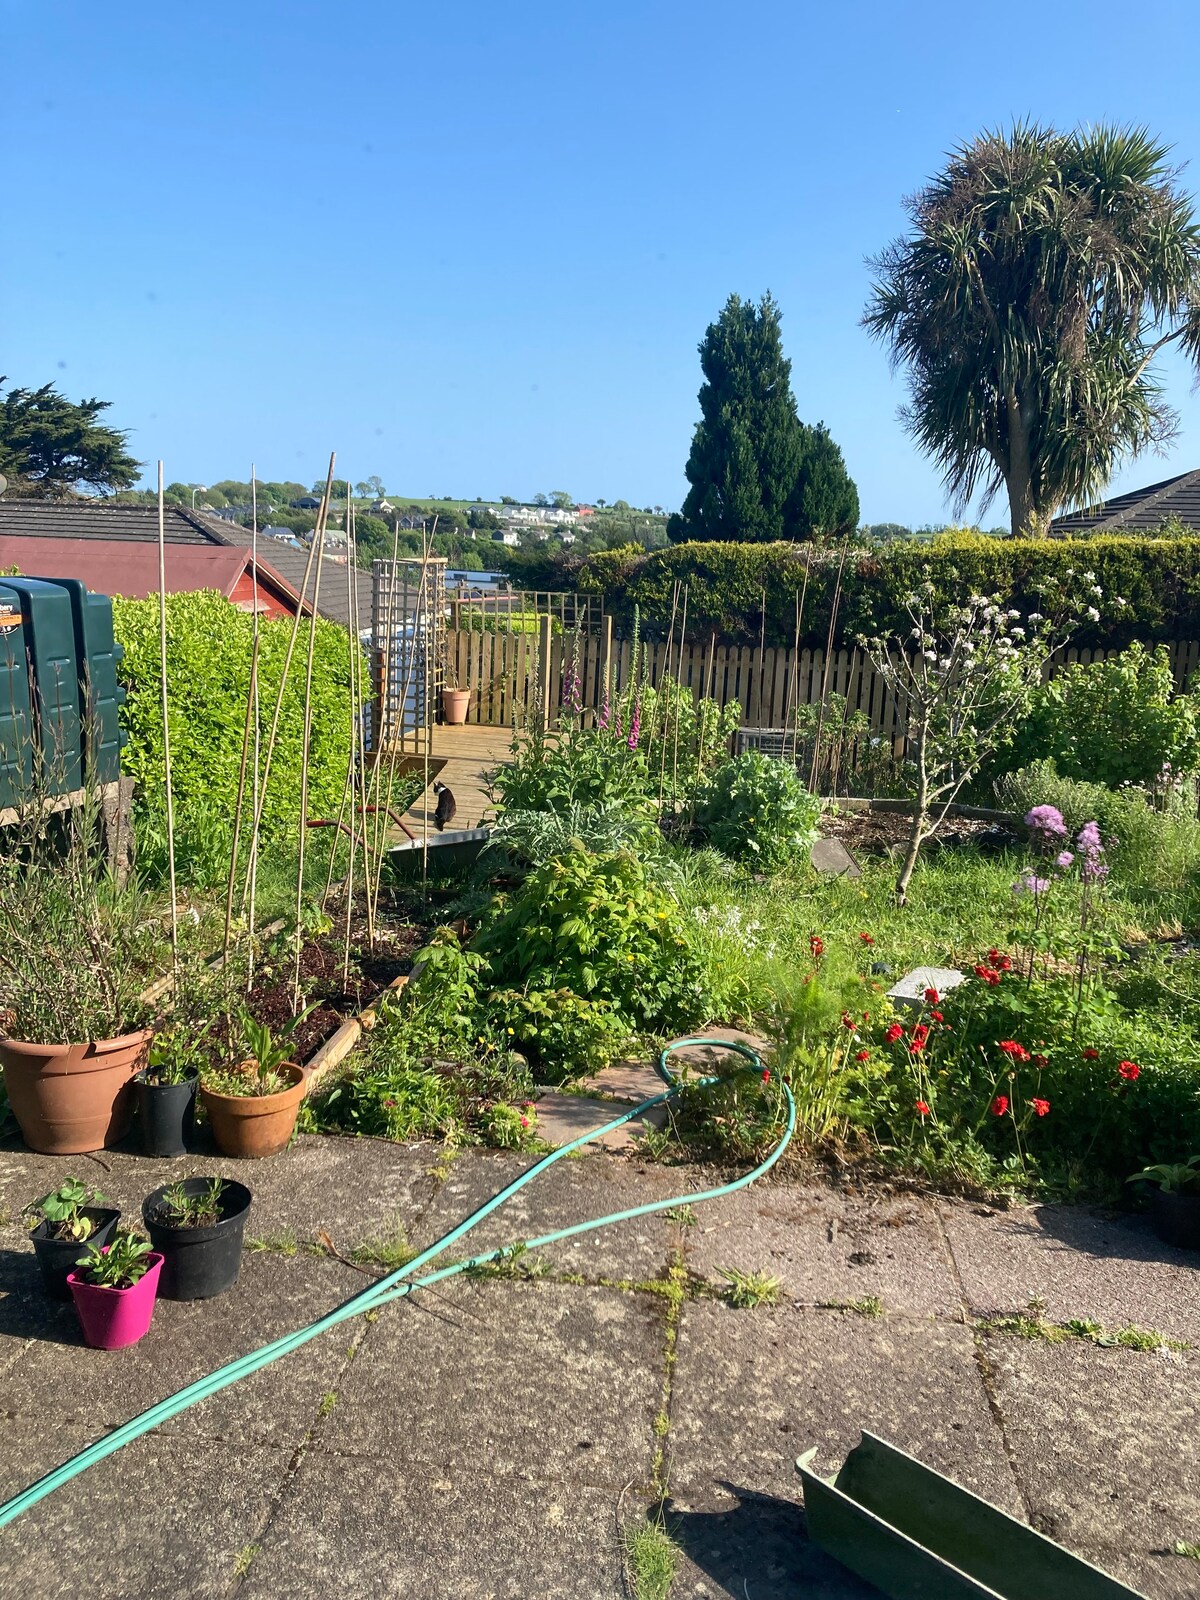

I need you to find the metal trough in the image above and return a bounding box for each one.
[797,1433,1147,1600]
[386,827,489,881]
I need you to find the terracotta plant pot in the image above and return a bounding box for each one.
[441,687,470,725]
[0,1030,153,1155]
[200,1063,306,1159]
[68,1251,163,1350]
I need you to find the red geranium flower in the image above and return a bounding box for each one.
[990,1095,1009,1116]
[1030,1097,1050,1117]
[924,987,940,1004]
[1033,1053,1048,1068]
[885,1023,904,1042]
[988,948,1013,971]
[809,934,825,959]
[855,1049,870,1062]
[841,1012,856,1030]
[1082,1047,1099,1060]
[761,1068,771,1083]
[974,965,1002,987]
[1118,1060,1141,1081]
[929,1010,944,1023]
[998,1040,1030,1061]
[859,932,875,945]
[914,1100,931,1116]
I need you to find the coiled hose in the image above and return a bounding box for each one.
[0,1037,793,1530]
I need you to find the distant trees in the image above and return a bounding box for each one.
[355,475,386,500]
[550,490,573,509]
[669,294,858,544]
[0,379,140,497]
[864,122,1200,537]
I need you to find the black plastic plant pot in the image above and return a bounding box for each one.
[142,1178,253,1300]
[135,1070,199,1157]
[30,1208,121,1300]
[1150,1187,1200,1251]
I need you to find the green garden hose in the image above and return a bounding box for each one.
[0,1038,793,1530]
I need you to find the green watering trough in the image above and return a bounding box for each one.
[386,826,489,881]
[797,1433,1147,1600]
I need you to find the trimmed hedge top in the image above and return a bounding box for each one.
[576,532,1200,646]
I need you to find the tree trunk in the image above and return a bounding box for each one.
[1004,389,1046,538]
[895,734,928,905]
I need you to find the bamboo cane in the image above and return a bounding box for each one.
[157,463,178,966]
[808,540,849,792]
[223,634,259,957]
[671,584,688,806]
[787,554,813,765]
[247,464,262,986]
[241,455,335,913]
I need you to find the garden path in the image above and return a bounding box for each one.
[0,1135,1197,1598]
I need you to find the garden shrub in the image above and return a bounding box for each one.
[490,724,654,819]
[1003,642,1200,787]
[995,762,1200,889]
[475,847,715,1042]
[577,534,1200,648]
[490,986,631,1077]
[114,591,359,884]
[692,750,821,871]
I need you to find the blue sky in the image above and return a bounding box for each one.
[5,0,1200,523]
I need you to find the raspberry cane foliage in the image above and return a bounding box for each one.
[860,572,1091,902]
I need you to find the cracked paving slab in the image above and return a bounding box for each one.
[939,1197,1200,1344]
[237,1456,627,1600]
[0,1420,291,1600]
[985,1334,1199,1600]
[1,1253,359,1452]
[411,1148,687,1280]
[312,1278,664,1490]
[684,1181,962,1318]
[668,1302,1018,1515]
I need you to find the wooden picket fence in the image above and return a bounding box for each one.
[447,623,1200,743]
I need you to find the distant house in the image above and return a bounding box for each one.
[1050,469,1200,536]
[491,530,520,547]
[0,501,308,618]
[369,498,394,514]
[289,495,323,510]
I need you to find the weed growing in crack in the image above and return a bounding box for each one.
[623,1511,680,1600]
[245,1230,300,1258]
[232,1544,259,1578]
[466,1241,551,1280]
[349,1221,417,1270]
[982,1300,1188,1353]
[717,1266,782,1309]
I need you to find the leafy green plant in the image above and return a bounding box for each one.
[476,847,715,1038]
[765,953,880,1144]
[1128,1157,1200,1195]
[144,1025,206,1086]
[490,987,630,1079]
[204,1006,315,1097]
[74,1232,154,1290]
[157,1178,226,1228]
[622,1513,680,1600]
[24,1177,107,1241]
[692,750,820,872]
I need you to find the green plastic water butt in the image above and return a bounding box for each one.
[41,576,127,784]
[2,577,83,795]
[0,585,35,809]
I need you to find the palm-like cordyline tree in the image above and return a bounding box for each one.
[864,123,1200,537]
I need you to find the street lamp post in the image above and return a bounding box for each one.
[191,485,208,509]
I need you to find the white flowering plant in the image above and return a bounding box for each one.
[861,570,1094,902]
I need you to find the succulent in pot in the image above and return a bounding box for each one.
[24,1177,121,1299]
[67,1233,164,1349]
[199,1007,315,1160]
[135,1026,206,1157]
[0,804,157,1153]
[1128,1156,1200,1250]
[143,1175,253,1299]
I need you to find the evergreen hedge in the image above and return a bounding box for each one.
[576,532,1200,647]
[113,591,359,879]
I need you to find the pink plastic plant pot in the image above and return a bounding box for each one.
[67,1251,164,1350]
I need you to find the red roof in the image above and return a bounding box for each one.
[0,537,307,616]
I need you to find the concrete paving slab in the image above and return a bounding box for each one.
[669,1302,1017,1516]
[0,1419,290,1600]
[3,1253,355,1452]
[411,1148,686,1279]
[664,1491,878,1599]
[811,836,862,879]
[531,1088,667,1150]
[939,1197,1200,1344]
[686,1182,962,1318]
[886,964,965,1012]
[986,1334,1200,1599]
[578,1058,667,1103]
[239,1455,626,1600]
[313,1279,664,1489]
[0,1133,439,1256]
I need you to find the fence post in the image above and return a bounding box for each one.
[539,612,553,727]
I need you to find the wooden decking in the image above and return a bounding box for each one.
[399,723,516,837]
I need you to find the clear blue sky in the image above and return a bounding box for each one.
[5,0,1200,524]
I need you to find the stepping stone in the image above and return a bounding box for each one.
[811,836,862,878]
[530,1090,667,1151]
[886,965,965,1013]
[578,1059,666,1105]
[664,1027,772,1076]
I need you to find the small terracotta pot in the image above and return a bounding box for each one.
[0,1029,153,1155]
[441,687,470,725]
[200,1063,306,1159]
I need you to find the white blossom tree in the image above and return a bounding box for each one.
[862,572,1098,902]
